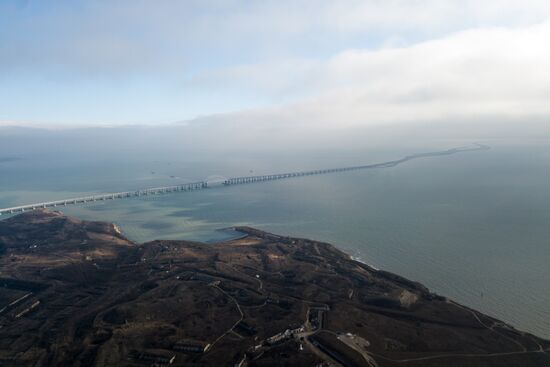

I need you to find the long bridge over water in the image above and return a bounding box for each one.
[0,144,489,216]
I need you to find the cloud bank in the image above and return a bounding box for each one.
[1,1,550,128]
[189,21,550,129]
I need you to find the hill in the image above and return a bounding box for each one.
[0,210,548,366]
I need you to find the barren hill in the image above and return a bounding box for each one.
[0,210,548,366]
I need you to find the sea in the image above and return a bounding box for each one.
[1,138,549,339]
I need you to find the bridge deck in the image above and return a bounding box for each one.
[0,182,207,215]
[0,144,489,216]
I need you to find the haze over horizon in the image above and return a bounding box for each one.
[2,0,550,132]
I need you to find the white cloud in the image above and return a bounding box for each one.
[187,20,550,129]
[3,0,550,75]
[3,1,550,127]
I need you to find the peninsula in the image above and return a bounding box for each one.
[0,210,548,366]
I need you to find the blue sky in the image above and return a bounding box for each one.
[2,0,550,127]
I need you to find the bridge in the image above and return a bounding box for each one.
[222,144,489,185]
[0,144,489,216]
[0,182,207,216]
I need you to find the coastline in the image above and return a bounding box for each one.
[1,210,549,366]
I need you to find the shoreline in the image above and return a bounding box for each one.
[1,209,548,366]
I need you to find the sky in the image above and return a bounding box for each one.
[1,0,550,129]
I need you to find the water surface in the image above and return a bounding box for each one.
[1,140,549,338]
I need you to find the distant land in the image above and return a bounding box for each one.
[0,210,548,366]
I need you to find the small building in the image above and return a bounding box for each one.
[129,351,176,365]
[172,340,210,354]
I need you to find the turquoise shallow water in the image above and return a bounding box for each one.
[1,141,549,339]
